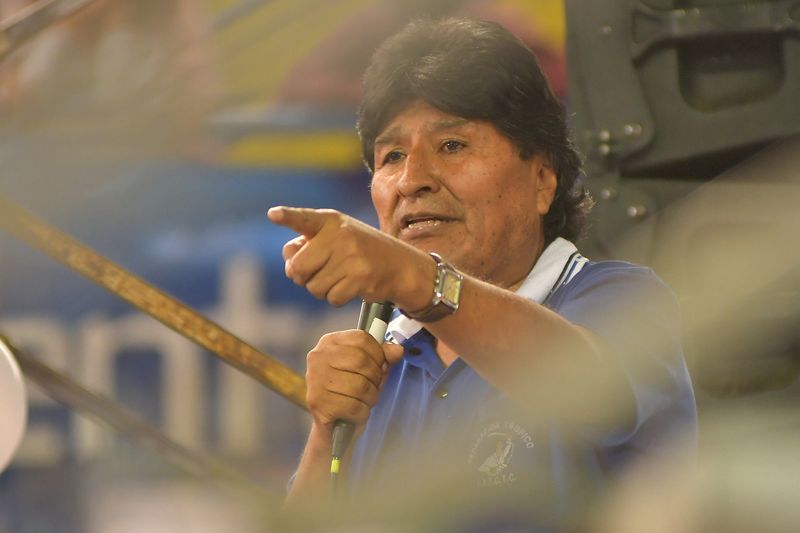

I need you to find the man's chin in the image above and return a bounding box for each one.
[403,237,455,257]
[394,231,470,267]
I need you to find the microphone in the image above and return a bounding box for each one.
[330,300,394,489]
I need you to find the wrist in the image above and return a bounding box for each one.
[395,248,439,314]
[306,422,334,456]
[400,252,464,322]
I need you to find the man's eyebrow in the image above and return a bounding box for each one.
[374,118,472,146]
[425,117,471,133]
[374,125,401,147]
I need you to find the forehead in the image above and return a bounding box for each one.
[374,101,474,145]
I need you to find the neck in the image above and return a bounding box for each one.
[436,341,459,368]
[506,238,548,292]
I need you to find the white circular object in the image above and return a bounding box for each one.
[0,339,27,472]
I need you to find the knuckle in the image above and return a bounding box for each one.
[306,346,328,367]
[346,402,364,421]
[308,287,326,301]
[290,270,307,287]
[282,239,299,256]
[304,362,320,382]
[304,370,323,392]
[358,377,373,396]
[307,343,322,358]
[332,212,348,228]
[306,278,324,298]
[328,290,351,308]
[352,329,373,348]
[318,332,335,345]
[319,210,341,229]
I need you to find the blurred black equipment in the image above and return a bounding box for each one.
[566,0,800,397]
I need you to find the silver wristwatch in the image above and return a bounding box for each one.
[402,252,463,322]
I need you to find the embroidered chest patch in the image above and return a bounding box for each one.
[467,419,535,488]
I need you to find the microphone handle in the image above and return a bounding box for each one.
[330,301,394,464]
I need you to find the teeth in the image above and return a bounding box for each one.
[407,218,443,229]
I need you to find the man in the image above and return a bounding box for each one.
[269,17,696,528]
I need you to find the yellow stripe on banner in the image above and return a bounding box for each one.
[224,132,363,170]
[496,0,566,49]
[214,0,372,101]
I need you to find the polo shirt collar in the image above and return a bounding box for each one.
[387,237,579,343]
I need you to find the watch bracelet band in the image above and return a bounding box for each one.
[400,252,462,323]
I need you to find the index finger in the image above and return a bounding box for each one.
[267,206,329,238]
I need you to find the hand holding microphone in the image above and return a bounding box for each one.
[302,303,402,484]
[330,301,394,484]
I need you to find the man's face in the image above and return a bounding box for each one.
[370,100,557,288]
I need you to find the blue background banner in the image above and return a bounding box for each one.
[0,161,377,531]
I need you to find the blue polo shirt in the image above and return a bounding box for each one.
[348,246,697,527]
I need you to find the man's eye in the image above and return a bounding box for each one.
[442,140,465,152]
[382,150,404,164]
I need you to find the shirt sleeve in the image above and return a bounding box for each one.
[551,263,696,447]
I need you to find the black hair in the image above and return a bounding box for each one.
[357,17,592,242]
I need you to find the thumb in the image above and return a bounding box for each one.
[382,342,405,367]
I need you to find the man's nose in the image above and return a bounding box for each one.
[397,149,441,198]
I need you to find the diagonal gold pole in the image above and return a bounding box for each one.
[0,0,96,60]
[0,334,278,506]
[0,195,307,410]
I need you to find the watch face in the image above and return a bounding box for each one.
[441,270,463,308]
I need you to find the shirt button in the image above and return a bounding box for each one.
[407,347,422,356]
[436,388,448,399]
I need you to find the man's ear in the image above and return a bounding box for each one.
[535,155,558,216]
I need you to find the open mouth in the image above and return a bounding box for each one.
[401,214,456,232]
